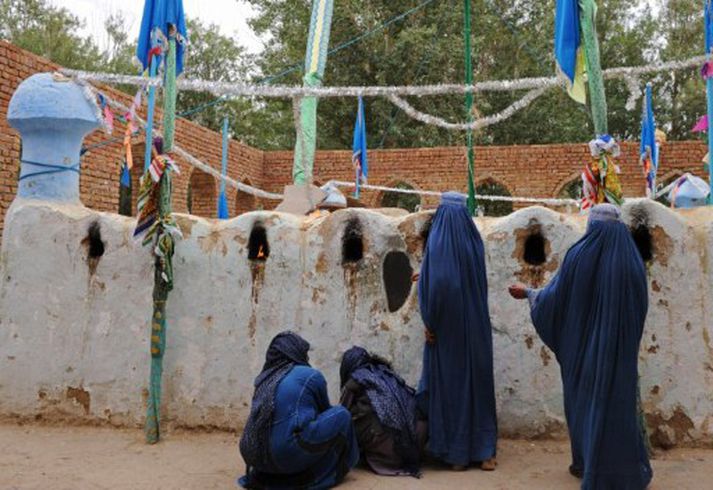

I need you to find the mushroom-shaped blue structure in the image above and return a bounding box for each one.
[7,73,100,202]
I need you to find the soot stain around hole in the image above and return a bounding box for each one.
[420,215,433,253]
[342,218,364,264]
[631,225,653,263]
[82,221,105,275]
[628,205,654,263]
[383,251,413,312]
[524,232,546,266]
[248,223,269,262]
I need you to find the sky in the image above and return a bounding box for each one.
[49,0,265,54]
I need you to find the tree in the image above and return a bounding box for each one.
[175,18,260,142]
[242,0,664,150]
[0,0,103,70]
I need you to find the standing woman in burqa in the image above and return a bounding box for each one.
[416,192,498,471]
[238,331,359,489]
[509,204,653,489]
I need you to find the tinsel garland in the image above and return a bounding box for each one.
[61,55,704,99]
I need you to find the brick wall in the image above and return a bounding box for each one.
[264,142,709,210]
[0,41,264,237]
[0,41,710,240]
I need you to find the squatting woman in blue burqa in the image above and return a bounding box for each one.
[416,192,498,471]
[238,331,359,489]
[339,346,426,477]
[509,204,653,489]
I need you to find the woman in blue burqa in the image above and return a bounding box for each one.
[238,331,359,489]
[339,346,426,477]
[509,204,653,489]
[416,191,498,471]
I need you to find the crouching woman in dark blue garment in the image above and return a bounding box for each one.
[238,331,359,489]
[339,346,426,478]
[509,204,653,490]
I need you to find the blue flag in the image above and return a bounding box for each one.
[640,84,658,197]
[554,0,585,103]
[120,163,131,188]
[137,0,187,75]
[707,1,713,54]
[352,97,368,198]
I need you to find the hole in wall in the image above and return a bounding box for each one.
[342,218,364,264]
[631,225,653,263]
[248,223,269,261]
[628,205,654,263]
[82,221,105,276]
[524,232,546,266]
[86,221,105,259]
[383,251,414,312]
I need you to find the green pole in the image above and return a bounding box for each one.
[144,169,177,444]
[464,0,476,215]
[579,0,608,136]
[292,0,335,185]
[162,35,177,152]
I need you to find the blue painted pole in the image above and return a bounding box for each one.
[217,117,229,219]
[708,77,713,204]
[221,118,228,196]
[144,36,159,171]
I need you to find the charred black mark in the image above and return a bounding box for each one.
[420,215,433,252]
[248,222,269,262]
[82,221,105,275]
[342,218,364,264]
[524,232,546,266]
[383,251,413,313]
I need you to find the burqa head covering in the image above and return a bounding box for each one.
[340,346,420,475]
[529,204,652,487]
[239,331,310,472]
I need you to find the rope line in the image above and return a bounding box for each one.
[327,180,580,206]
[19,159,80,181]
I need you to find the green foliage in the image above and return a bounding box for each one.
[2,0,710,154]
[380,181,421,212]
[476,180,513,216]
[244,0,702,150]
[0,0,134,73]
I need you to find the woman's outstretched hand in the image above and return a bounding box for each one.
[411,272,420,283]
[508,283,528,300]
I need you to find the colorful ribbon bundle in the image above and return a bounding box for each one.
[134,139,180,244]
[581,135,623,210]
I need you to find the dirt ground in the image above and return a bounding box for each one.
[1,424,712,490]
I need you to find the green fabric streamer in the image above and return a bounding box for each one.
[292,0,335,185]
[162,37,177,152]
[463,0,476,215]
[293,73,320,185]
[145,170,177,445]
[579,0,608,136]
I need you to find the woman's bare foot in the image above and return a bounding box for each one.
[480,457,497,471]
[451,464,468,471]
[569,464,583,479]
